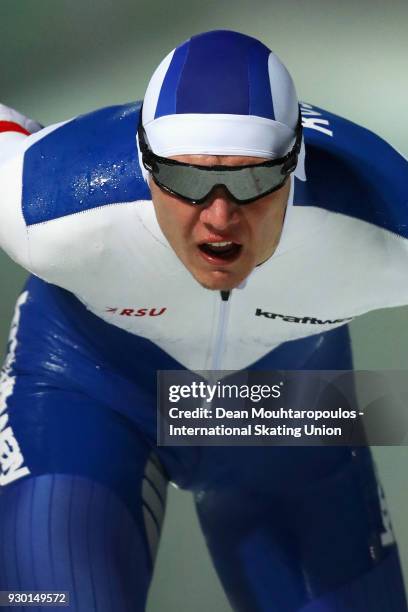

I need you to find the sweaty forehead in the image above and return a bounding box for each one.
[169,154,271,166]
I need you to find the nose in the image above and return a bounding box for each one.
[199,187,240,231]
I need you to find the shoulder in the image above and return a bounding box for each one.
[22,101,150,226]
[294,102,408,237]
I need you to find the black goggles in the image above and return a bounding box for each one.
[138,107,303,205]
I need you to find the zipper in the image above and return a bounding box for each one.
[211,290,231,370]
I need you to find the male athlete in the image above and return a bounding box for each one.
[0,30,407,612]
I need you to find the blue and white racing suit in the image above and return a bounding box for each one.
[0,101,407,611]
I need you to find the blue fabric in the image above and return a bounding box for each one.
[155,31,274,118]
[195,449,407,612]
[247,38,275,120]
[300,547,407,611]
[294,105,408,237]
[21,98,408,239]
[22,103,150,226]
[176,31,251,116]
[154,43,189,119]
[0,475,152,612]
[1,276,407,611]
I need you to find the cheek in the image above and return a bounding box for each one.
[248,201,286,251]
[256,179,290,224]
[151,182,175,224]
[250,205,278,233]
[152,191,197,243]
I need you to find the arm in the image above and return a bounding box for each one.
[0,104,44,272]
[0,104,42,136]
[0,101,149,300]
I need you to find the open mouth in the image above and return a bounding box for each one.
[198,241,242,263]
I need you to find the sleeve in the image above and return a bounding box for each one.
[0,104,45,273]
[0,101,149,297]
[300,102,408,239]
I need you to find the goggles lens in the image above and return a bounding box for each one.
[138,110,302,205]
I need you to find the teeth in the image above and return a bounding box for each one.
[206,241,232,247]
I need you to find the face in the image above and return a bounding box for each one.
[150,154,291,291]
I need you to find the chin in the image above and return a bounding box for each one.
[194,269,248,291]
